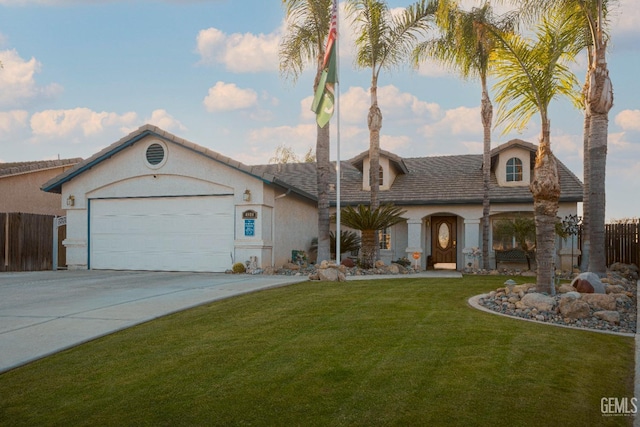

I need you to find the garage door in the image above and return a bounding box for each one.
[89,196,234,272]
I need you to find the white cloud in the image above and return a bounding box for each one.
[0,110,28,135]
[196,27,280,73]
[147,109,186,132]
[420,106,483,138]
[0,49,63,108]
[203,81,259,113]
[615,109,640,132]
[30,108,137,139]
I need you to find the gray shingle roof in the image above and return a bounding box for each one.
[0,158,82,178]
[255,148,583,206]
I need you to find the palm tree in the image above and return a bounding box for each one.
[339,204,407,268]
[490,10,583,294]
[280,0,334,264]
[413,1,515,270]
[347,0,436,211]
[347,0,436,262]
[512,0,614,276]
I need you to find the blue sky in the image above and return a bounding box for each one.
[0,0,638,220]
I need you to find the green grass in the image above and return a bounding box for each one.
[0,276,634,426]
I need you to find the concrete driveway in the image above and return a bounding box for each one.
[0,270,306,373]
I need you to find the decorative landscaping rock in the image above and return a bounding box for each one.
[558,297,590,319]
[581,294,616,311]
[571,272,606,294]
[557,283,576,294]
[521,293,556,312]
[476,267,637,334]
[315,266,346,282]
[594,310,620,325]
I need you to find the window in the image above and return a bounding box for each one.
[492,217,535,251]
[369,166,384,186]
[506,157,523,182]
[379,227,391,250]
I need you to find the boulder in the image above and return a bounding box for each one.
[317,267,346,282]
[521,293,556,312]
[605,284,626,294]
[375,260,386,268]
[388,264,400,274]
[558,297,590,319]
[341,258,356,268]
[557,283,576,294]
[283,262,300,271]
[512,283,537,294]
[594,310,620,325]
[571,272,606,294]
[581,294,616,311]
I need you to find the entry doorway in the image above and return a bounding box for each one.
[431,216,457,269]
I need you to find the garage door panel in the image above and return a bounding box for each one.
[90,196,234,272]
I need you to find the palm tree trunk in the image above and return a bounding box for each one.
[586,41,613,277]
[361,229,376,269]
[481,78,492,270]
[369,75,382,263]
[316,123,331,263]
[530,122,561,294]
[580,98,590,272]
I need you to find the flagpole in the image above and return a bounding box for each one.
[335,0,341,264]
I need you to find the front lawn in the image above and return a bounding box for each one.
[0,275,634,426]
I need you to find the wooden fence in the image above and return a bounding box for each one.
[604,222,640,267]
[0,212,54,272]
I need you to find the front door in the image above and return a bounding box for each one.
[431,216,457,266]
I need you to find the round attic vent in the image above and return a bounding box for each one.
[146,143,165,166]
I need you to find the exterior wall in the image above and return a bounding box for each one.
[0,167,75,215]
[61,135,276,270]
[494,146,531,187]
[272,189,318,268]
[361,156,396,191]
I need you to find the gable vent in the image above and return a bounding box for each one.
[146,143,165,165]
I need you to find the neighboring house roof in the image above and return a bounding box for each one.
[41,124,583,206]
[0,158,82,178]
[40,125,317,201]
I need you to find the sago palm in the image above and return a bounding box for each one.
[280,0,334,263]
[491,10,583,294]
[339,204,406,268]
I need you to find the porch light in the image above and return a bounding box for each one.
[66,195,75,207]
[243,189,251,202]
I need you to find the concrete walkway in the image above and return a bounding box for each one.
[0,269,460,373]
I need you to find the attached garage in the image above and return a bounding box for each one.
[89,195,234,272]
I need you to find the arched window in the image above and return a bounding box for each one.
[506,157,523,182]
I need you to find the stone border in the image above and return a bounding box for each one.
[467,294,634,338]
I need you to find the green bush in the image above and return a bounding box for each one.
[232,262,246,274]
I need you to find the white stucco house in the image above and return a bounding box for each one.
[42,124,583,272]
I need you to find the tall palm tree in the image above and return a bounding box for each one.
[347,0,437,210]
[490,10,583,294]
[347,0,436,262]
[280,0,334,264]
[512,0,614,276]
[413,1,515,270]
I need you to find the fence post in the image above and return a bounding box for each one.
[53,216,58,271]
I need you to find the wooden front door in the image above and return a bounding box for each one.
[431,216,457,265]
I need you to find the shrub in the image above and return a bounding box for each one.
[232,262,246,274]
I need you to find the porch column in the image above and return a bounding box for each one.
[463,218,481,270]
[405,218,424,269]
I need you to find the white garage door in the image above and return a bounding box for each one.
[90,196,234,272]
